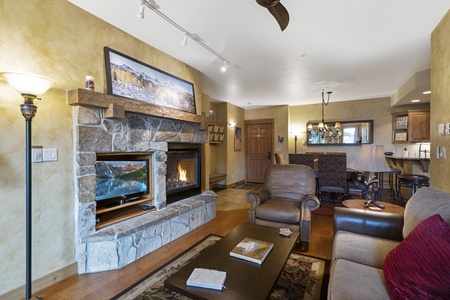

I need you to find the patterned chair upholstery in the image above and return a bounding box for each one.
[288,153,315,169]
[318,153,349,202]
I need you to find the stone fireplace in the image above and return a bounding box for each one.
[70,90,217,273]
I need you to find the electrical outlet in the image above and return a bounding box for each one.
[446,123,450,134]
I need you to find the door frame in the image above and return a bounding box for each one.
[244,119,275,183]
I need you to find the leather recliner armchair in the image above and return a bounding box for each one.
[246,164,320,251]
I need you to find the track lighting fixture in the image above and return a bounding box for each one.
[181,32,188,46]
[137,0,145,19]
[221,61,228,73]
[137,0,232,71]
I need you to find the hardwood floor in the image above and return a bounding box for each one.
[34,188,334,300]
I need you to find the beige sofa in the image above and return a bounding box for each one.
[328,187,450,299]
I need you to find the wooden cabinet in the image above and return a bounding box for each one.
[392,110,430,143]
[408,111,430,142]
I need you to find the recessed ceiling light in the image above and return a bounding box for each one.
[411,99,421,103]
[422,91,431,94]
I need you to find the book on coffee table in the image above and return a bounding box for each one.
[230,237,274,264]
[186,268,227,290]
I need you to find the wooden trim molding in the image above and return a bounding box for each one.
[244,118,275,125]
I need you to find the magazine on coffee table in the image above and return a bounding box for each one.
[230,237,273,264]
[186,268,227,290]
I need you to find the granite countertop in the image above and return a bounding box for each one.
[385,156,430,161]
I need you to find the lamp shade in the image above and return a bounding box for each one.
[0,72,55,96]
[350,144,391,172]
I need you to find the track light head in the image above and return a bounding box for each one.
[137,0,145,19]
[221,61,228,72]
[181,32,188,46]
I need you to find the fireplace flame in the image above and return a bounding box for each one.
[178,163,187,182]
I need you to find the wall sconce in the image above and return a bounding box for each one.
[229,121,237,128]
[0,72,55,300]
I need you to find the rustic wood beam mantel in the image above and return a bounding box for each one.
[67,88,214,128]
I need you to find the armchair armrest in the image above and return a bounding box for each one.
[246,189,270,223]
[300,194,320,211]
[246,189,270,208]
[334,207,404,241]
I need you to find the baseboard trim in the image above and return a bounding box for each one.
[213,180,246,189]
[1,262,78,300]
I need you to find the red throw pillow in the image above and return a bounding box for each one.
[383,214,450,300]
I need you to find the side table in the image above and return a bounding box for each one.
[342,199,404,215]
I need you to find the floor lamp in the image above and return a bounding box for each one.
[0,72,55,300]
[350,144,392,208]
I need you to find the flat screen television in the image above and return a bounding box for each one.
[95,159,149,206]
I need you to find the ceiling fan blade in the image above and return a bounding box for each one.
[267,3,289,31]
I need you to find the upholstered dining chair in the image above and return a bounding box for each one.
[288,153,315,169]
[246,164,320,251]
[317,153,350,202]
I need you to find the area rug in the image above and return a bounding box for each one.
[234,183,263,191]
[112,235,329,300]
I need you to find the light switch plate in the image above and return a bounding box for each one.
[32,148,43,163]
[43,148,58,161]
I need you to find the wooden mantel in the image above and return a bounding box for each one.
[67,88,214,128]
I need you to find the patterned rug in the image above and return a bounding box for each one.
[112,235,329,300]
[234,183,263,191]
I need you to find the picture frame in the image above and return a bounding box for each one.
[395,116,408,129]
[394,131,407,141]
[104,47,196,114]
[234,127,242,151]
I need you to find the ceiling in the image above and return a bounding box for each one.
[68,0,450,109]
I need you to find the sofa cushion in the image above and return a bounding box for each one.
[403,187,450,238]
[383,214,450,300]
[333,230,400,269]
[328,259,390,300]
[255,198,301,223]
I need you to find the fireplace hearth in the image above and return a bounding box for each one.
[166,143,201,204]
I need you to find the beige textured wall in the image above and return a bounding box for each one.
[430,10,450,191]
[226,103,246,183]
[245,105,290,163]
[0,0,202,295]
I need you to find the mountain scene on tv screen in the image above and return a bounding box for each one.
[95,161,148,201]
[110,63,195,114]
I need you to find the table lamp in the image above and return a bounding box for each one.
[350,144,391,208]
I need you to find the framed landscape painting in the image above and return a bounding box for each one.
[104,47,196,114]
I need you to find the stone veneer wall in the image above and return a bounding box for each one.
[73,105,216,273]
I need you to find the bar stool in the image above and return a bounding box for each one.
[378,168,401,201]
[397,174,430,206]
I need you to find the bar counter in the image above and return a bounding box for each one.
[385,156,430,173]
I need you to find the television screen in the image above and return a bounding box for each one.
[95,160,149,204]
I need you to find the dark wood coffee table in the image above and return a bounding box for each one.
[164,222,299,299]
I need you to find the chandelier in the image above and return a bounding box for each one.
[307,89,342,143]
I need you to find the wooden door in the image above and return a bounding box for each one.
[246,123,273,183]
